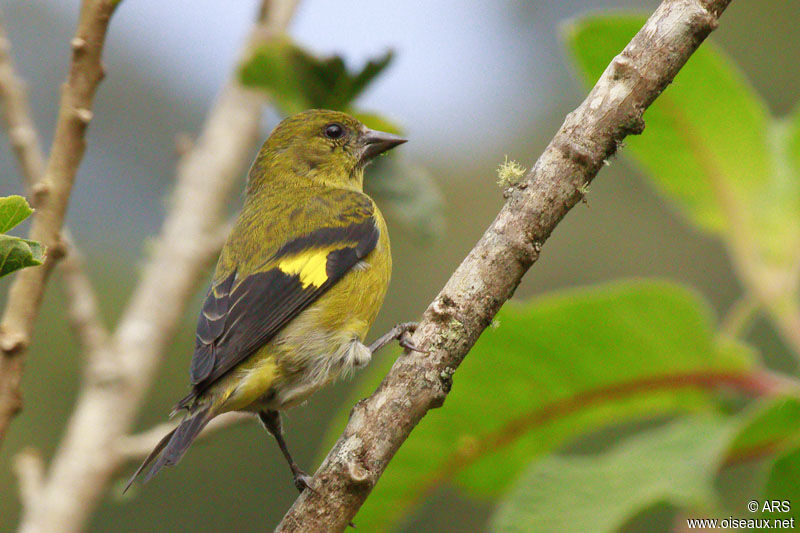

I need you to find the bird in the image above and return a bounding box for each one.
[125,109,416,493]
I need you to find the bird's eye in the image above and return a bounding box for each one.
[324,123,345,139]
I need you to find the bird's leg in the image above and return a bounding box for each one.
[369,321,424,354]
[258,410,315,494]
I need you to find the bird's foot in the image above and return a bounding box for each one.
[293,470,318,495]
[369,322,426,354]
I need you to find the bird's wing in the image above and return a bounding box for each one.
[188,191,379,394]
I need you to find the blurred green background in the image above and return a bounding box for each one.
[1,1,799,531]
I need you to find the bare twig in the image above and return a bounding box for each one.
[0,0,123,442]
[116,412,250,461]
[720,294,759,339]
[60,241,109,354]
[0,15,109,358]
[0,11,113,410]
[275,1,734,530]
[16,2,300,532]
[12,448,45,508]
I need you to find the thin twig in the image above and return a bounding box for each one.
[60,240,109,355]
[0,17,109,363]
[0,14,108,360]
[16,2,300,532]
[0,0,123,443]
[720,294,760,339]
[275,1,735,530]
[116,412,251,461]
[12,448,45,508]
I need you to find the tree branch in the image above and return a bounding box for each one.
[0,0,122,443]
[0,9,111,414]
[12,447,45,510]
[60,242,109,355]
[275,1,733,530]
[116,412,250,461]
[16,2,300,532]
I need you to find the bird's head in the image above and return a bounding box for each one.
[248,109,406,192]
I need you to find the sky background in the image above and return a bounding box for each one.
[1,1,799,531]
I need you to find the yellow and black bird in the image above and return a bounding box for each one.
[126,109,415,492]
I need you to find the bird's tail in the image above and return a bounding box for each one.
[123,407,212,493]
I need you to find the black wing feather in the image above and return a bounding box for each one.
[184,216,379,400]
[191,271,235,383]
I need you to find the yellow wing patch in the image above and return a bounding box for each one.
[278,251,330,288]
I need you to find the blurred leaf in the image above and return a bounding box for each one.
[564,16,800,269]
[0,195,34,233]
[348,51,394,104]
[239,37,318,114]
[353,111,402,135]
[365,156,445,241]
[763,116,800,271]
[0,235,44,277]
[322,281,759,531]
[240,38,393,115]
[727,397,800,462]
[789,103,800,181]
[762,446,800,522]
[489,415,738,533]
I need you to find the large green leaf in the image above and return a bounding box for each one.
[0,195,34,233]
[240,37,393,115]
[322,281,759,531]
[489,415,738,533]
[564,16,800,269]
[762,446,800,523]
[727,397,800,462]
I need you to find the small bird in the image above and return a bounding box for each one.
[126,109,416,492]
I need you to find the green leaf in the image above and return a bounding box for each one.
[352,111,403,135]
[489,415,738,533]
[762,446,800,522]
[0,234,44,277]
[239,37,319,115]
[564,16,800,269]
[240,38,394,115]
[347,51,394,105]
[322,281,758,531]
[727,397,800,462]
[365,155,445,241]
[0,195,34,233]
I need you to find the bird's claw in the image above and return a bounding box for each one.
[293,472,318,495]
[399,331,426,353]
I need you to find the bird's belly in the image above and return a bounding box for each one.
[235,265,389,412]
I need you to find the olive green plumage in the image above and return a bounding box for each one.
[126,110,406,490]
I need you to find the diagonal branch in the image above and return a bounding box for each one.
[275,0,734,530]
[0,15,109,359]
[116,412,250,461]
[15,2,300,532]
[60,242,109,355]
[0,0,122,443]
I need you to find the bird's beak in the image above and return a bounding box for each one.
[360,128,407,161]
